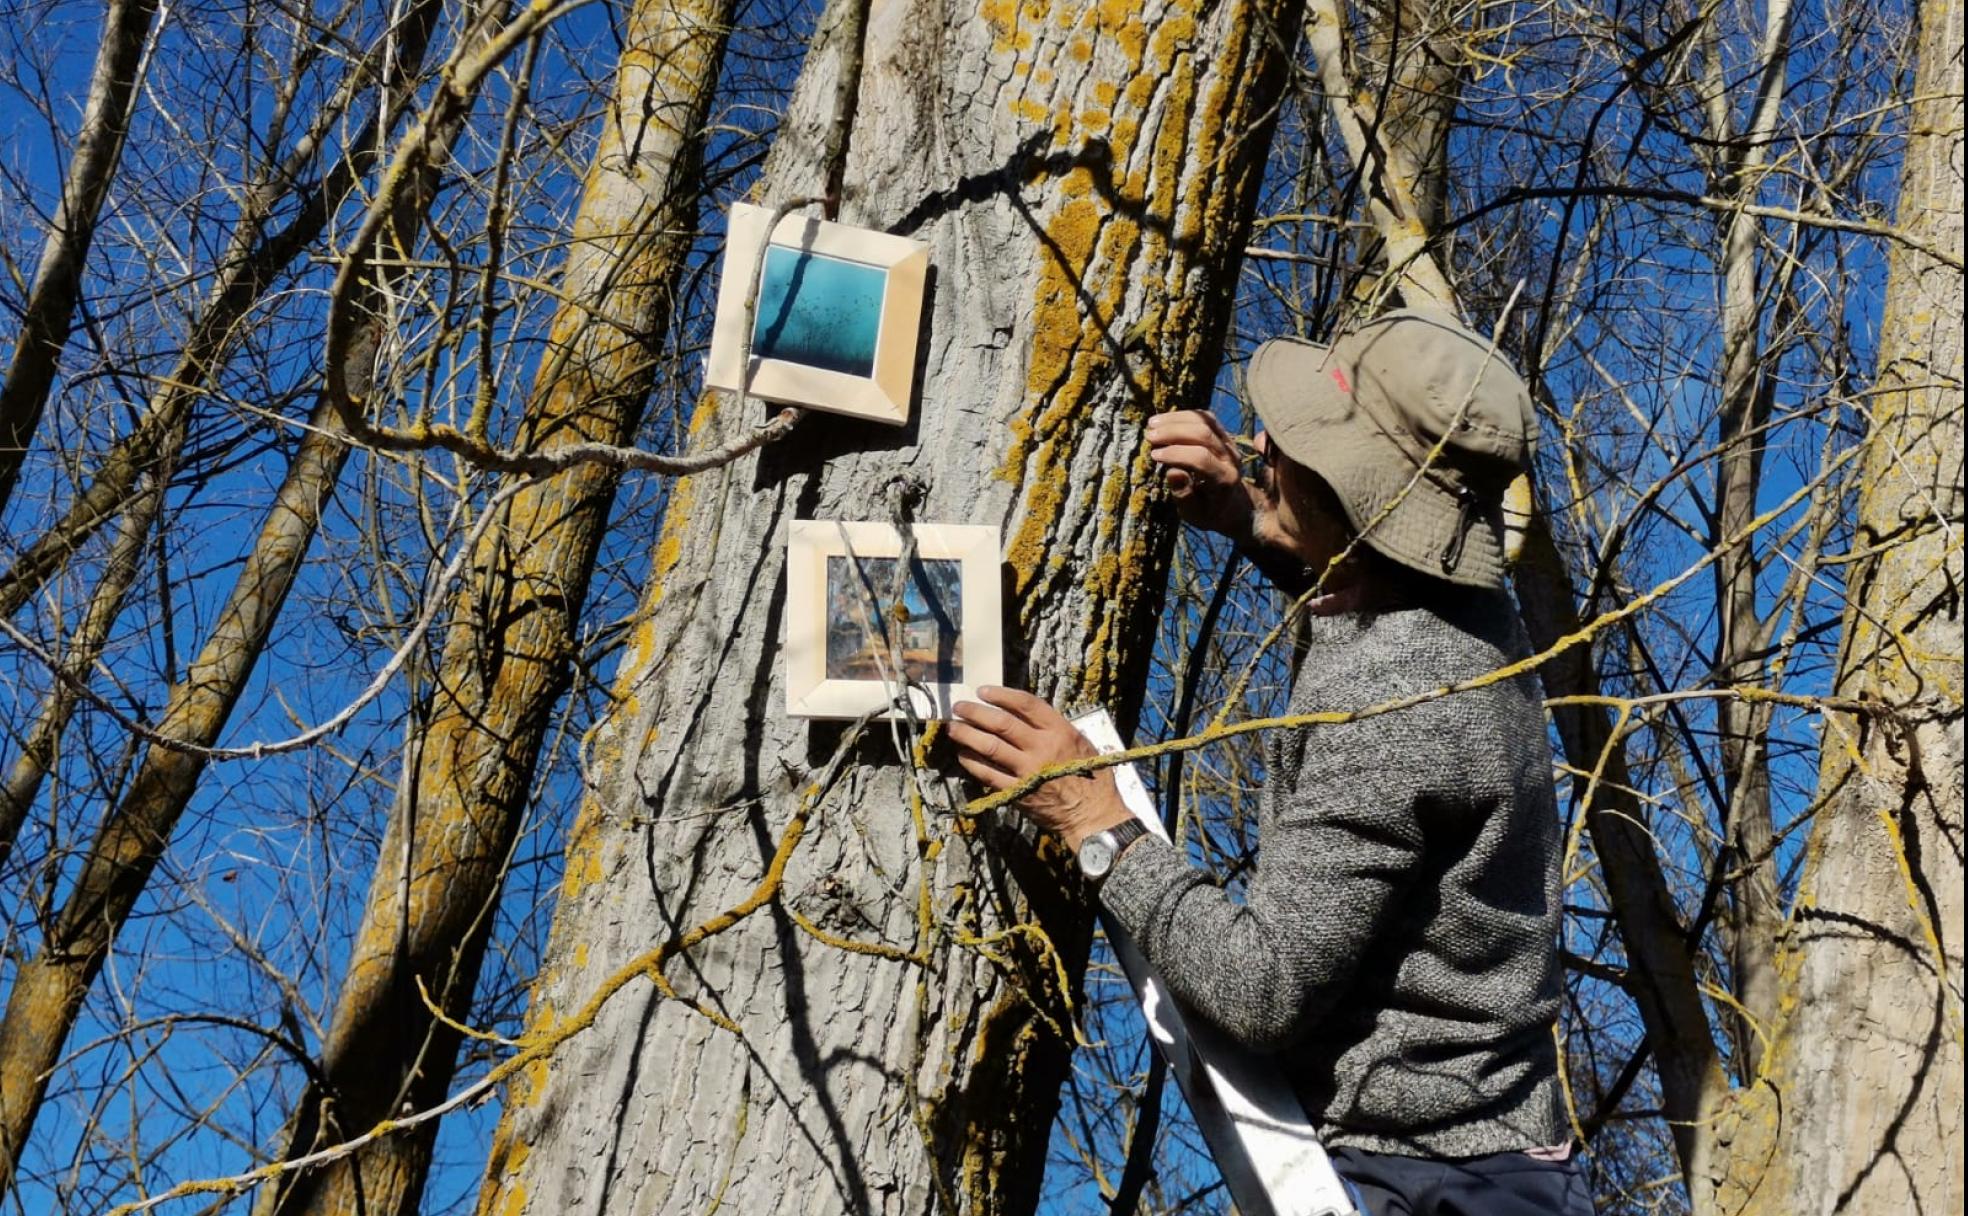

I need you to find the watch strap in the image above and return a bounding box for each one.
[1082,818,1151,886]
[1105,817,1150,856]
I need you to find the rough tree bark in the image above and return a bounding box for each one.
[253,3,734,1213]
[1712,0,1964,1210]
[476,0,1300,1210]
[0,0,158,518]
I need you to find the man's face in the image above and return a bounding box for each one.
[1257,431,1353,577]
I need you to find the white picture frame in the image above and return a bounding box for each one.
[785,521,1002,721]
[706,202,930,426]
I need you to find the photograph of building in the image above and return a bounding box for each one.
[824,554,963,684]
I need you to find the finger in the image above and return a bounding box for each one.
[1198,409,1238,446]
[1146,412,1227,451]
[1153,451,1244,502]
[978,685,1066,731]
[953,748,1020,792]
[1150,411,1243,462]
[1149,419,1235,476]
[947,718,1028,775]
[950,699,1040,751]
[1149,443,1240,484]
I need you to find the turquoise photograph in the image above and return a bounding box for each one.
[751,246,887,378]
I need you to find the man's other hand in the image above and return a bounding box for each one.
[948,687,1131,851]
[1146,410,1265,541]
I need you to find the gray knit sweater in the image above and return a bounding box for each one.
[1100,591,1566,1157]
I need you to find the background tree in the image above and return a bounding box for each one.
[0,0,457,1194]
[251,1,739,1210]
[1711,0,1962,1209]
[0,0,158,516]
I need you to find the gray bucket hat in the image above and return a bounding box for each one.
[1244,308,1536,589]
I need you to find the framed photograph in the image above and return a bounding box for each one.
[706,202,930,426]
[785,521,1002,720]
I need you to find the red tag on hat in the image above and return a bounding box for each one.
[1331,367,1352,395]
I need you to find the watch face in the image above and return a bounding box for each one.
[1080,834,1115,878]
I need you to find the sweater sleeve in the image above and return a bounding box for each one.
[1098,710,1428,1051]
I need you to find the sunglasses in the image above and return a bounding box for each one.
[1233,436,1278,471]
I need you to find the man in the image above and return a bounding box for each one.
[950,310,1591,1215]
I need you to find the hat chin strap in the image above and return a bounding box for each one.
[1440,483,1481,576]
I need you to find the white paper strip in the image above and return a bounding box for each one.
[1073,709,1362,1216]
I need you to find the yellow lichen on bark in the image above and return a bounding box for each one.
[995,0,1182,588]
[956,984,1061,1204]
[559,820,607,904]
[994,0,1240,702]
[980,0,1044,52]
[473,1137,529,1216]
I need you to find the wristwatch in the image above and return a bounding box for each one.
[1077,819,1149,887]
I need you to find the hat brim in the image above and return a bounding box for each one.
[1246,338,1507,589]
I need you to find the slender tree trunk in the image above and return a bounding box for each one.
[253,4,732,1213]
[0,31,459,1184]
[1514,523,1731,1192]
[0,481,156,867]
[0,0,158,518]
[1302,0,1457,310]
[1702,0,1796,1077]
[1713,0,1964,1210]
[1355,0,1460,234]
[476,0,1300,1210]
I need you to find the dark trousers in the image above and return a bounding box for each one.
[1329,1145,1594,1216]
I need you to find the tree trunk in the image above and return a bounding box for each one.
[1702,0,1797,1078]
[252,4,732,1213]
[1354,0,1460,235]
[475,0,1299,1210]
[1712,0,1964,1210]
[0,0,158,519]
[1513,521,1730,1193]
[1302,0,1456,310]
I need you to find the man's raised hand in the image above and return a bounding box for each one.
[1146,410,1264,541]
